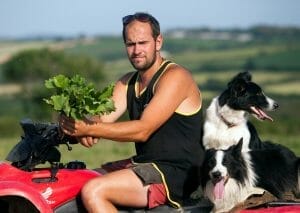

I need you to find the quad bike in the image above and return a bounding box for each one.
[0,119,213,213]
[0,119,300,213]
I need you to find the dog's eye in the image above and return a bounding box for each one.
[207,159,215,168]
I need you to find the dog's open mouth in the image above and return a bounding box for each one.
[250,106,273,121]
[213,176,228,200]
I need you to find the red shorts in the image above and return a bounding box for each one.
[148,183,167,208]
[101,159,167,209]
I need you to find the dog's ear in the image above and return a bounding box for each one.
[235,138,243,152]
[228,71,252,88]
[230,79,246,97]
[239,71,252,82]
[235,71,252,82]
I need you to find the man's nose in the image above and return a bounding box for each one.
[133,44,142,54]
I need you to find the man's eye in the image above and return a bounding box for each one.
[126,43,135,47]
[137,41,147,45]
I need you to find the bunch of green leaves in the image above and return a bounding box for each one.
[44,74,115,120]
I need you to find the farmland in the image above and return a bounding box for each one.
[0,27,299,168]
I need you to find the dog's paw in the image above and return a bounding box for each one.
[190,185,204,199]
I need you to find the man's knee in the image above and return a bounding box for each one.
[81,178,106,202]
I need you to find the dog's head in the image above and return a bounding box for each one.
[202,139,248,199]
[219,71,279,121]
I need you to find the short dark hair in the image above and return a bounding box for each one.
[122,12,160,42]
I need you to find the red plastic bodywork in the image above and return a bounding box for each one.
[241,206,300,213]
[1,161,300,212]
[0,161,100,212]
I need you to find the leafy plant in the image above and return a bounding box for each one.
[44,74,115,120]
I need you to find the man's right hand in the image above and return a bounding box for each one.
[76,115,102,147]
[77,136,99,148]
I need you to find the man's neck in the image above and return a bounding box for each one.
[137,56,164,93]
[138,56,164,84]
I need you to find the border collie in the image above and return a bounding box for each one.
[202,71,279,151]
[202,138,300,213]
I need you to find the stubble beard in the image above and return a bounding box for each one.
[130,53,157,72]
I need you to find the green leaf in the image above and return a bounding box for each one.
[53,74,70,88]
[44,79,55,89]
[44,74,115,119]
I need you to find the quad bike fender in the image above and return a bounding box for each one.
[0,181,52,213]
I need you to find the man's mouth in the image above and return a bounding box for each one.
[250,106,273,121]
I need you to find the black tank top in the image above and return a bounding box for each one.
[126,60,205,207]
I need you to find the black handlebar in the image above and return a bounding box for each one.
[6,118,77,170]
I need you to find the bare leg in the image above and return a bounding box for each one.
[81,168,149,213]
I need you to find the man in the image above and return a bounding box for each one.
[60,12,204,212]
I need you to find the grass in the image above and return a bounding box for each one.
[0,138,18,162]
[170,44,290,71]
[59,140,135,169]
[0,137,135,169]
[0,37,299,170]
[1,133,299,169]
[265,82,300,95]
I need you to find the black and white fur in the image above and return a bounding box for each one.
[202,71,279,151]
[202,139,300,213]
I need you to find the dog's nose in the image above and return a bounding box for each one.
[212,171,221,180]
[273,102,279,109]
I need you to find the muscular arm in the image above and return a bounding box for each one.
[61,65,200,142]
[97,73,131,123]
[69,72,131,147]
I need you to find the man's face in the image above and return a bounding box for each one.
[124,20,162,71]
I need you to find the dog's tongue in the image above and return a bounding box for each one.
[214,179,225,200]
[250,106,273,121]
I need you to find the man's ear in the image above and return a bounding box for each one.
[156,34,163,51]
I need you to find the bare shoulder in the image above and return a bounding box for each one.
[117,71,136,85]
[157,62,202,114]
[159,63,196,85]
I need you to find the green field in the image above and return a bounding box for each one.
[0,77,299,169]
[0,131,298,169]
[0,137,135,169]
[0,33,299,169]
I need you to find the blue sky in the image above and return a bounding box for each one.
[1,0,299,38]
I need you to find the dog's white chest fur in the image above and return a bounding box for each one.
[203,97,250,150]
[205,180,264,213]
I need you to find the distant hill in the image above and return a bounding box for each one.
[1,25,299,42]
[1,25,300,74]
[165,25,300,41]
